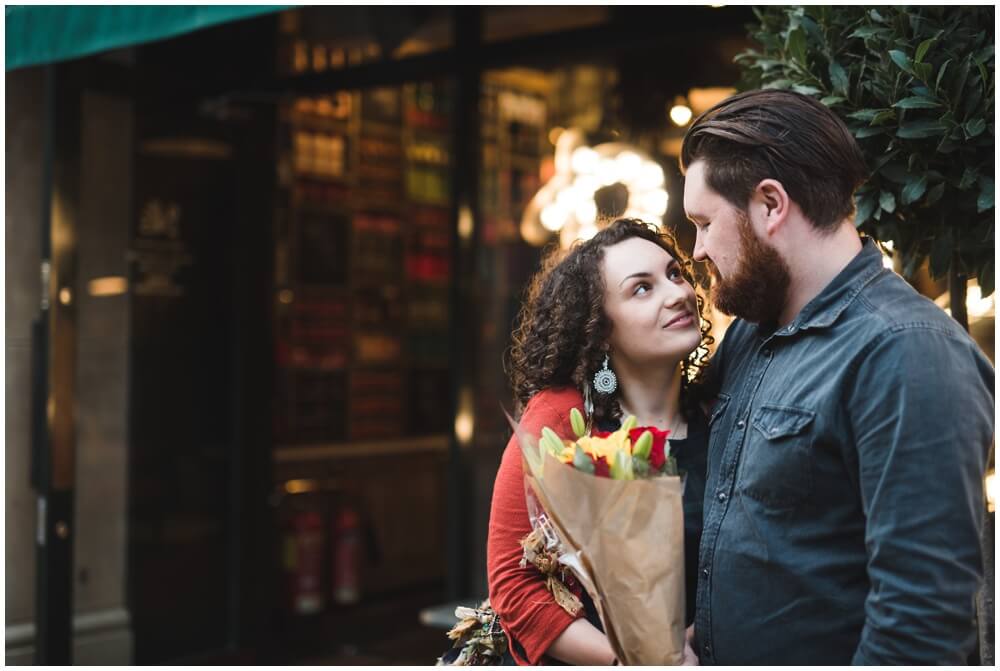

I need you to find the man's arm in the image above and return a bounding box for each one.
[846,327,994,664]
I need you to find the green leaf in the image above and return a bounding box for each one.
[901,175,929,205]
[792,84,822,96]
[871,109,897,125]
[963,84,985,120]
[573,444,595,475]
[848,109,880,122]
[897,121,948,138]
[870,9,888,24]
[879,190,897,213]
[632,430,653,460]
[915,37,936,63]
[850,25,888,40]
[978,177,994,212]
[951,57,972,100]
[935,59,952,94]
[829,60,850,96]
[855,191,877,225]
[893,96,941,109]
[821,95,847,106]
[570,407,586,439]
[872,150,901,172]
[881,162,910,184]
[960,168,979,190]
[925,182,946,206]
[914,62,933,83]
[763,78,795,90]
[632,456,651,479]
[610,449,634,481]
[620,415,637,432]
[965,118,987,138]
[855,126,886,139]
[889,50,914,74]
[786,27,808,65]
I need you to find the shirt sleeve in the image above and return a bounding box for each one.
[845,327,994,665]
[486,389,585,665]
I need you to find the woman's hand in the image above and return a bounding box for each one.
[683,625,700,665]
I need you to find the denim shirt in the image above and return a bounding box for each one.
[694,238,994,665]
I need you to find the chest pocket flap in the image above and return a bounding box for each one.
[752,404,815,440]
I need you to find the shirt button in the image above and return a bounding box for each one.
[702,567,710,578]
[717,491,727,503]
[737,419,746,429]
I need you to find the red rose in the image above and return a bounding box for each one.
[593,455,611,478]
[629,426,670,470]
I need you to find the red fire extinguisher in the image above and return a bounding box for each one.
[332,507,362,605]
[283,509,325,615]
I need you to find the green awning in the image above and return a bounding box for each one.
[6,5,287,71]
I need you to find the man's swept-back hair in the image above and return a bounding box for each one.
[680,89,869,232]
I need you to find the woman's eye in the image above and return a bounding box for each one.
[633,283,651,295]
[668,267,683,281]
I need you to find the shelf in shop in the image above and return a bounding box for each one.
[274,434,449,463]
[291,172,355,188]
[295,201,355,217]
[359,119,403,138]
[288,113,353,132]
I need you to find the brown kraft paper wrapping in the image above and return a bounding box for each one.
[525,451,686,665]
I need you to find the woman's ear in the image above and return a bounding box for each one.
[754,179,790,236]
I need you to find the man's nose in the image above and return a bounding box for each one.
[692,229,707,262]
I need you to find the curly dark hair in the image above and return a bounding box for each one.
[507,218,714,427]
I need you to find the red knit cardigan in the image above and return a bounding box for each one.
[486,387,588,665]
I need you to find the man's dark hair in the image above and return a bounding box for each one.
[680,89,869,232]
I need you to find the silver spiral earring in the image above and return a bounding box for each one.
[593,354,618,395]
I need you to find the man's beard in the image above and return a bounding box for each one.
[707,212,791,325]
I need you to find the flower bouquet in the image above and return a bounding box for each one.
[511,407,687,665]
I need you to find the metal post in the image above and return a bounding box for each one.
[31,63,79,665]
[446,7,482,601]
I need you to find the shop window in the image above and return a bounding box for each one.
[483,6,610,43]
[277,7,453,75]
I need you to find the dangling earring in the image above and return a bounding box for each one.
[593,354,618,395]
[583,383,594,419]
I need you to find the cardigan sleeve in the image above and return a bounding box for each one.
[486,388,586,665]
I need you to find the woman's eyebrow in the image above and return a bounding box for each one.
[618,271,652,287]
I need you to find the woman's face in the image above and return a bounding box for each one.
[600,237,702,368]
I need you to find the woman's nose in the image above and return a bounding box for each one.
[663,283,688,309]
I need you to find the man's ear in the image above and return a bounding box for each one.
[754,179,790,236]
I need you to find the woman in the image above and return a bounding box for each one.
[485,217,713,665]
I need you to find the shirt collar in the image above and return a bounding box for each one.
[770,237,885,338]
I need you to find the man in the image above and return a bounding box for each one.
[680,89,994,664]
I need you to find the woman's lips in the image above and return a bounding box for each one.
[663,312,695,329]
